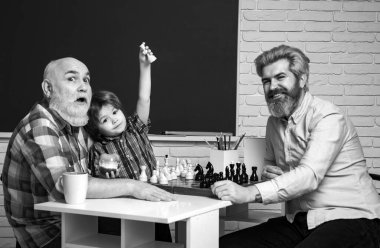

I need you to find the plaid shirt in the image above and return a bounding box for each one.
[2,100,89,248]
[89,113,156,179]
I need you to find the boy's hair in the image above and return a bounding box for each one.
[254,45,310,91]
[86,90,123,142]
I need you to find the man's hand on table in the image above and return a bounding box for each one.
[211,180,260,204]
[132,181,177,202]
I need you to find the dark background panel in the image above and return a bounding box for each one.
[0,0,238,134]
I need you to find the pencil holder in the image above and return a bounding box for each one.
[209,149,239,173]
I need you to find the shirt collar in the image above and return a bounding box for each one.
[286,91,312,125]
[99,125,131,144]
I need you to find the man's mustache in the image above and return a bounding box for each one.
[268,88,288,99]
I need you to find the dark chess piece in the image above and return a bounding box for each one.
[239,174,244,185]
[229,163,235,180]
[213,172,219,183]
[236,162,241,176]
[225,166,230,180]
[200,174,206,188]
[205,177,211,188]
[194,164,204,181]
[233,173,239,184]
[250,166,259,182]
[219,172,224,181]
[206,162,214,178]
[241,163,249,184]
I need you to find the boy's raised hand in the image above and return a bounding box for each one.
[139,42,157,64]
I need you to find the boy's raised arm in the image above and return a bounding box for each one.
[136,42,156,124]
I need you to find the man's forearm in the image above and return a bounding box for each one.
[86,177,136,198]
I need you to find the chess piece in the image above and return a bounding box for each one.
[194,164,204,181]
[205,162,214,178]
[250,166,259,182]
[175,158,181,176]
[225,166,230,180]
[150,170,158,183]
[213,173,219,184]
[200,174,206,188]
[229,163,235,180]
[139,165,148,182]
[163,155,171,180]
[164,154,170,167]
[205,177,211,188]
[233,173,239,184]
[170,167,177,180]
[180,160,187,178]
[185,166,194,180]
[219,172,224,181]
[159,169,168,185]
[241,163,249,184]
[236,162,241,176]
[140,42,157,63]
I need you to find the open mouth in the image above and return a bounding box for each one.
[75,97,88,104]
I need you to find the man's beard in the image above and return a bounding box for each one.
[49,93,89,127]
[266,83,302,119]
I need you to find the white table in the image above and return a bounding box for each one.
[35,194,231,248]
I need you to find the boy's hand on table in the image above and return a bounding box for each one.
[132,181,176,202]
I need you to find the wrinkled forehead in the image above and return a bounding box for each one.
[47,57,90,79]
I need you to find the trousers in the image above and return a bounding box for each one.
[220,212,380,248]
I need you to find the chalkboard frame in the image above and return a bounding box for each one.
[0,0,238,135]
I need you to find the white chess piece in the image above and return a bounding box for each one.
[185,166,194,180]
[140,42,157,63]
[175,158,181,176]
[159,169,168,185]
[139,165,148,182]
[170,167,177,180]
[150,170,158,183]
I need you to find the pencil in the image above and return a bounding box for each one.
[203,138,214,149]
[233,133,246,150]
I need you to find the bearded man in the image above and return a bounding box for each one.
[2,57,175,248]
[212,45,380,248]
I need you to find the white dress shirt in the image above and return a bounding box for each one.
[255,92,380,229]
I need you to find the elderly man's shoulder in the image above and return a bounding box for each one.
[10,103,60,139]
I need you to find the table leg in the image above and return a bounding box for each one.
[61,213,98,247]
[177,210,219,248]
[121,219,155,248]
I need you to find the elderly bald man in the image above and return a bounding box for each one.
[2,57,175,248]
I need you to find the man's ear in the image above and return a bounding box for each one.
[41,79,52,98]
[299,74,307,89]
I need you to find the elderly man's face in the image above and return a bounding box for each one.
[261,59,304,119]
[47,58,92,126]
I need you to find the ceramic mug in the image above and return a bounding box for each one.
[63,172,88,204]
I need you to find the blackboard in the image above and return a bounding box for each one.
[0,0,238,134]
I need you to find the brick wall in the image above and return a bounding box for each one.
[238,0,380,184]
[0,137,14,248]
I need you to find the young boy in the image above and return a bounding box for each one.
[86,43,172,242]
[86,42,156,180]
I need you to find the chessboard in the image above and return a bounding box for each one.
[150,177,257,198]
